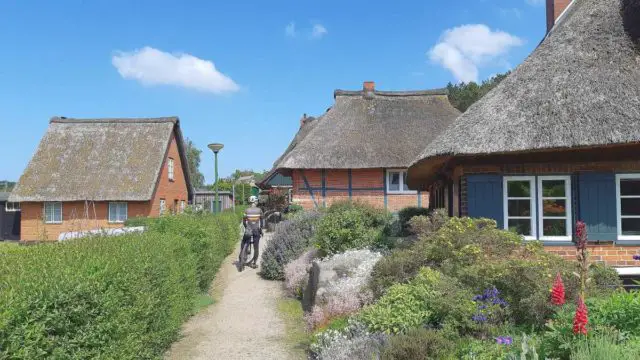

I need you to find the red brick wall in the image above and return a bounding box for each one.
[545,245,640,267]
[149,133,189,216]
[291,169,428,212]
[20,201,151,241]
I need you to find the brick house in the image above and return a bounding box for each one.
[270,82,460,212]
[407,0,640,266]
[9,117,192,241]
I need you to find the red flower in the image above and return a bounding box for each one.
[551,273,566,306]
[573,297,589,335]
[576,221,587,250]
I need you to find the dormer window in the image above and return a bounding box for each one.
[168,158,175,181]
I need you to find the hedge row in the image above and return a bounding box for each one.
[0,210,242,359]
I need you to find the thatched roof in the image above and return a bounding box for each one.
[9,117,192,202]
[274,86,460,170]
[0,192,9,202]
[409,0,640,186]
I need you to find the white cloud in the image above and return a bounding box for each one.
[311,24,328,39]
[428,24,523,83]
[525,0,545,6]
[112,47,239,94]
[285,22,296,37]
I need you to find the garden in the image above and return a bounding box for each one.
[260,201,640,359]
[0,209,243,359]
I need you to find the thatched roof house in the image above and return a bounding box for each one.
[270,81,460,211]
[409,0,640,186]
[407,0,640,267]
[12,117,192,241]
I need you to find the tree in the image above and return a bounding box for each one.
[184,138,205,190]
[447,72,510,112]
[0,181,15,191]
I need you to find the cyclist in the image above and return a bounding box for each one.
[241,195,263,269]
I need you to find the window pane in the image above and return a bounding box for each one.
[507,180,530,197]
[621,198,640,216]
[620,179,640,196]
[109,204,116,221]
[402,172,410,191]
[54,203,62,222]
[508,219,531,236]
[543,219,567,237]
[622,218,640,236]
[508,199,531,216]
[542,199,567,217]
[389,172,400,191]
[542,180,565,197]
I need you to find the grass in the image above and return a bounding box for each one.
[277,297,311,357]
[193,293,215,313]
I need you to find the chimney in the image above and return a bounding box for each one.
[300,113,307,127]
[363,81,375,99]
[546,0,572,33]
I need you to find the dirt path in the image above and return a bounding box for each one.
[166,233,296,360]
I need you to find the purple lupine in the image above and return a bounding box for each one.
[495,336,513,345]
[633,254,640,261]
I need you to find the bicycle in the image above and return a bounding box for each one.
[238,232,255,272]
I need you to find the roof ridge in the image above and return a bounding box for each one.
[334,89,448,98]
[50,116,179,124]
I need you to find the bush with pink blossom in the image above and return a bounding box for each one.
[284,249,318,298]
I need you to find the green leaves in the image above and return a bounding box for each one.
[0,211,242,359]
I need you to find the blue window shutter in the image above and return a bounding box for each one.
[466,175,503,228]
[578,173,617,241]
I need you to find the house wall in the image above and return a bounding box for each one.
[20,201,151,241]
[291,169,429,212]
[149,133,189,216]
[453,160,640,266]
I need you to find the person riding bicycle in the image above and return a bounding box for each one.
[241,195,263,269]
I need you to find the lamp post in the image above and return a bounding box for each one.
[207,143,224,213]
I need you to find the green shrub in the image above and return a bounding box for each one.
[359,268,475,334]
[0,212,241,359]
[397,207,431,235]
[382,328,456,360]
[260,210,323,280]
[315,201,393,256]
[591,290,640,333]
[569,332,640,360]
[406,209,449,238]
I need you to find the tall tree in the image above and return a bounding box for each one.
[0,181,15,191]
[184,138,205,190]
[447,72,510,112]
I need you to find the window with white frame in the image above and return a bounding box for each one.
[616,174,640,240]
[108,202,128,223]
[160,199,166,215]
[504,177,536,239]
[386,170,415,194]
[537,176,572,240]
[5,202,20,212]
[44,202,62,224]
[168,158,175,181]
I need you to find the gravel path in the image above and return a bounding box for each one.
[165,233,295,360]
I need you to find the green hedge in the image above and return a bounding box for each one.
[0,211,242,359]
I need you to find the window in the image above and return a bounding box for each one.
[386,170,415,194]
[616,174,640,240]
[108,202,128,223]
[537,176,572,241]
[504,176,536,240]
[44,202,62,224]
[173,199,178,214]
[5,202,20,212]
[160,199,166,215]
[180,200,186,213]
[168,158,175,181]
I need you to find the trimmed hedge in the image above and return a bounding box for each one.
[0,211,242,359]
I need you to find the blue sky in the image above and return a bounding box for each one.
[0,0,546,184]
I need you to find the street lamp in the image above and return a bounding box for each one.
[208,143,224,213]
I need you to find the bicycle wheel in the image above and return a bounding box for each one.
[239,241,250,271]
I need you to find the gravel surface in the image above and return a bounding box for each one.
[166,233,296,360]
